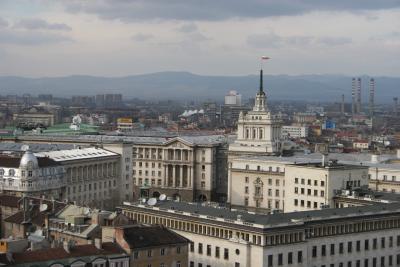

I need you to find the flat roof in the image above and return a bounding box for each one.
[122,200,400,229]
[35,147,118,162]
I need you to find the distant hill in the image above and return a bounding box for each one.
[0,72,399,103]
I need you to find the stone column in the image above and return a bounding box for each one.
[180,165,183,187]
[163,165,167,186]
[172,165,176,187]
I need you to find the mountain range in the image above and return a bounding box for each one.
[0,72,399,103]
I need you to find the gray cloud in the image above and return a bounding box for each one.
[0,29,72,45]
[14,18,72,31]
[247,33,352,48]
[64,0,400,21]
[178,23,198,33]
[0,18,8,28]
[131,33,154,41]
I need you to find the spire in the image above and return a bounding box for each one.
[259,69,263,93]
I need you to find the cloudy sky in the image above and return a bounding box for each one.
[0,0,399,77]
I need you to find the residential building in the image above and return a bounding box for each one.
[282,125,309,138]
[104,225,189,267]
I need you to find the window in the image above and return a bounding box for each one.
[224,248,229,260]
[365,239,369,250]
[307,189,311,195]
[297,251,302,263]
[307,179,311,185]
[190,242,194,252]
[295,178,298,184]
[356,240,360,251]
[301,179,305,184]
[301,188,305,194]
[288,252,293,264]
[177,246,181,254]
[198,243,203,254]
[278,253,283,266]
[321,181,325,186]
[373,238,377,249]
[314,190,318,196]
[294,199,298,206]
[381,237,385,248]
[245,186,249,194]
[176,262,181,267]
[268,255,273,267]
[312,246,317,257]
[294,187,298,194]
[314,180,318,186]
[330,244,335,255]
[148,250,152,257]
[215,246,220,258]
[339,242,344,254]
[347,241,352,253]
[245,177,249,183]
[207,245,211,256]
[321,245,326,256]
[320,190,325,197]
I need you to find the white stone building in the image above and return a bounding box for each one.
[228,70,282,156]
[36,147,123,209]
[121,199,400,267]
[282,125,309,138]
[0,150,65,199]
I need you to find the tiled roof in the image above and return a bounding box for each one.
[7,243,125,264]
[121,225,189,249]
[4,200,67,226]
[0,195,20,208]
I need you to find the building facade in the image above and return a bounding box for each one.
[121,200,400,267]
[0,150,65,199]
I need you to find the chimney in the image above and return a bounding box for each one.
[94,238,102,250]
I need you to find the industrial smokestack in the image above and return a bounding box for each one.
[369,78,375,117]
[394,97,398,116]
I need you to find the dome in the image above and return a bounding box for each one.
[19,150,39,169]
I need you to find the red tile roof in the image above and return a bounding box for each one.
[8,243,125,264]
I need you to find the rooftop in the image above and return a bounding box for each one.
[35,147,118,162]
[119,225,189,249]
[0,242,126,266]
[0,154,59,168]
[122,200,400,229]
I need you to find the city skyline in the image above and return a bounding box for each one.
[0,1,399,77]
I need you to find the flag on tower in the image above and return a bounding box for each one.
[261,56,270,60]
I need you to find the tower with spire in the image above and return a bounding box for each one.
[229,68,282,155]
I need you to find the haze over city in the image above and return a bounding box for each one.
[0,0,399,77]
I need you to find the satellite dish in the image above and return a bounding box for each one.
[141,198,147,203]
[159,194,167,201]
[147,198,157,206]
[21,145,30,152]
[72,115,82,125]
[39,204,48,212]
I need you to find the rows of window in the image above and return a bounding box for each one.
[294,199,325,209]
[244,165,283,173]
[122,210,264,245]
[133,246,182,259]
[267,252,400,266]
[190,242,235,259]
[295,177,325,187]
